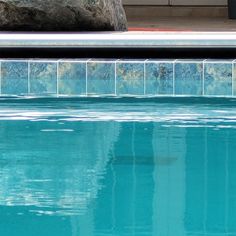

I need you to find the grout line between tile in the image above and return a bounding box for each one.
[27,59,58,63]
[145,59,176,64]
[171,60,203,64]
[116,60,146,64]
[88,60,117,64]
[86,59,91,96]
[202,60,233,64]
[57,59,88,63]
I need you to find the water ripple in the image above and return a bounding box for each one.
[0,98,235,126]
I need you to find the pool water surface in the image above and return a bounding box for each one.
[0,97,236,236]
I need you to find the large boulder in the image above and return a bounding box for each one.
[0,0,127,31]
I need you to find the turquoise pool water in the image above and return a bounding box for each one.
[0,97,236,236]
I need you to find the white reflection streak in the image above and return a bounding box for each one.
[0,103,236,124]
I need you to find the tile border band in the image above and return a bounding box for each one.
[0,58,234,98]
[0,61,1,95]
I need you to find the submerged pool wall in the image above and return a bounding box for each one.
[0,59,235,97]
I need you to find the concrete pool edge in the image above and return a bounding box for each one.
[0,32,236,48]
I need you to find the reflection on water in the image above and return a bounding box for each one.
[0,120,120,215]
[0,98,236,236]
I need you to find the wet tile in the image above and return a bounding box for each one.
[232,62,236,96]
[1,61,28,95]
[145,61,173,95]
[204,61,232,96]
[116,61,145,95]
[58,61,86,95]
[30,61,57,95]
[175,61,203,96]
[87,61,115,95]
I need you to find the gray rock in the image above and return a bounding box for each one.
[0,0,127,31]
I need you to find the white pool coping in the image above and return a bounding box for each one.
[0,32,236,48]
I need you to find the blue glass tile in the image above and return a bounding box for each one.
[233,62,236,96]
[204,62,232,96]
[87,61,115,95]
[30,61,57,95]
[117,62,145,95]
[1,61,28,95]
[145,61,173,95]
[58,61,86,95]
[175,61,203,96]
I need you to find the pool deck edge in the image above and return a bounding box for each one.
[0,32,236,48]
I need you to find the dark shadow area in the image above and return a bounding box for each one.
[0,47,236,59]
[0,96,236,106]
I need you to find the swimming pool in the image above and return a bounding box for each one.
[0,97,235,236]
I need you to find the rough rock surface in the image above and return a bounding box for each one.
[0,0,127,31]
